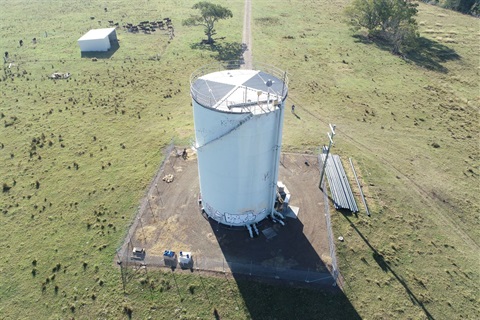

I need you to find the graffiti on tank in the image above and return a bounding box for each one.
[204,202,224,222]
[263,171,270,181]
[205,203,268,225]
[224,211,256,225]
[257,208,267,217]
[224,208,268,225]
[205,202,212,212]
[220,119,239,126]
[204,202,213,217]
[214,210,223,220]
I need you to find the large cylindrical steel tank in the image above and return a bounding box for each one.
[190,63,288,227]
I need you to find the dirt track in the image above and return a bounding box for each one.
[242,0,253,68]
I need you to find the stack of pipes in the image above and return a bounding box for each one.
[321,153,358,213]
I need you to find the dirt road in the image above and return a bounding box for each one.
[242,0,253,68]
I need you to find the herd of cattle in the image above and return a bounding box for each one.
[107,18,174,34]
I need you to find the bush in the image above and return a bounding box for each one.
[345,0,419,54]
[123,304,133,318]
[2,183,11,193]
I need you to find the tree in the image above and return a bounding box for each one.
[183,2,233,44]
[345,0,419,54]
[444,0,479,14]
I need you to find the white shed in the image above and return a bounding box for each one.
[77,28,117,52]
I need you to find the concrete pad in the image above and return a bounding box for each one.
[119,151,333,284]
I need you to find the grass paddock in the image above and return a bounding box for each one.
[0,0,478,319]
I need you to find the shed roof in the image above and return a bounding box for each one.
[78,28,116,41]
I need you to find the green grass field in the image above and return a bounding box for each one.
[1,0,478,319]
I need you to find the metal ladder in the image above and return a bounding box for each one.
[196,113,254,150]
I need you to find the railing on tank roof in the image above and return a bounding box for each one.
[190,61,289,110]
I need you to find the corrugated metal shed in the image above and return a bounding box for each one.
[78,28,117,52]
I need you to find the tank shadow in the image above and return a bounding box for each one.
[207,216,361,319]
[203,152,361,318]
[118,150,361,318]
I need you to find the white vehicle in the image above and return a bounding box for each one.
[132,247,145,255]
[178,251,193,268]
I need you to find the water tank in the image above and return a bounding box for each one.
[190,63,288,227]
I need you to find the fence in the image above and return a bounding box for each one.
[319,148,340,285]
[116,143,339,289]
[115,138,175,260]
[120,254,335,287]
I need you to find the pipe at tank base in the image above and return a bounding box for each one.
[272,210,285,220]
[246,224,254,238]
[252,223,259,236]
[271,216,285,226]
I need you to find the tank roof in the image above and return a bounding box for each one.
[191,69,287,114]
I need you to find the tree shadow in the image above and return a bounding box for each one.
[406,37,460,72]
[340,213,435,319]
[353,34,392,52]
[190,40,247,62]
[80,40,120,59]
[353,34,460,73]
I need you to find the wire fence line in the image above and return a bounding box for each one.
[3,46,170,65]
[115,138,175,257]
[116,143,338,289]
[121,254,335,287]
[318,148,340,286]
